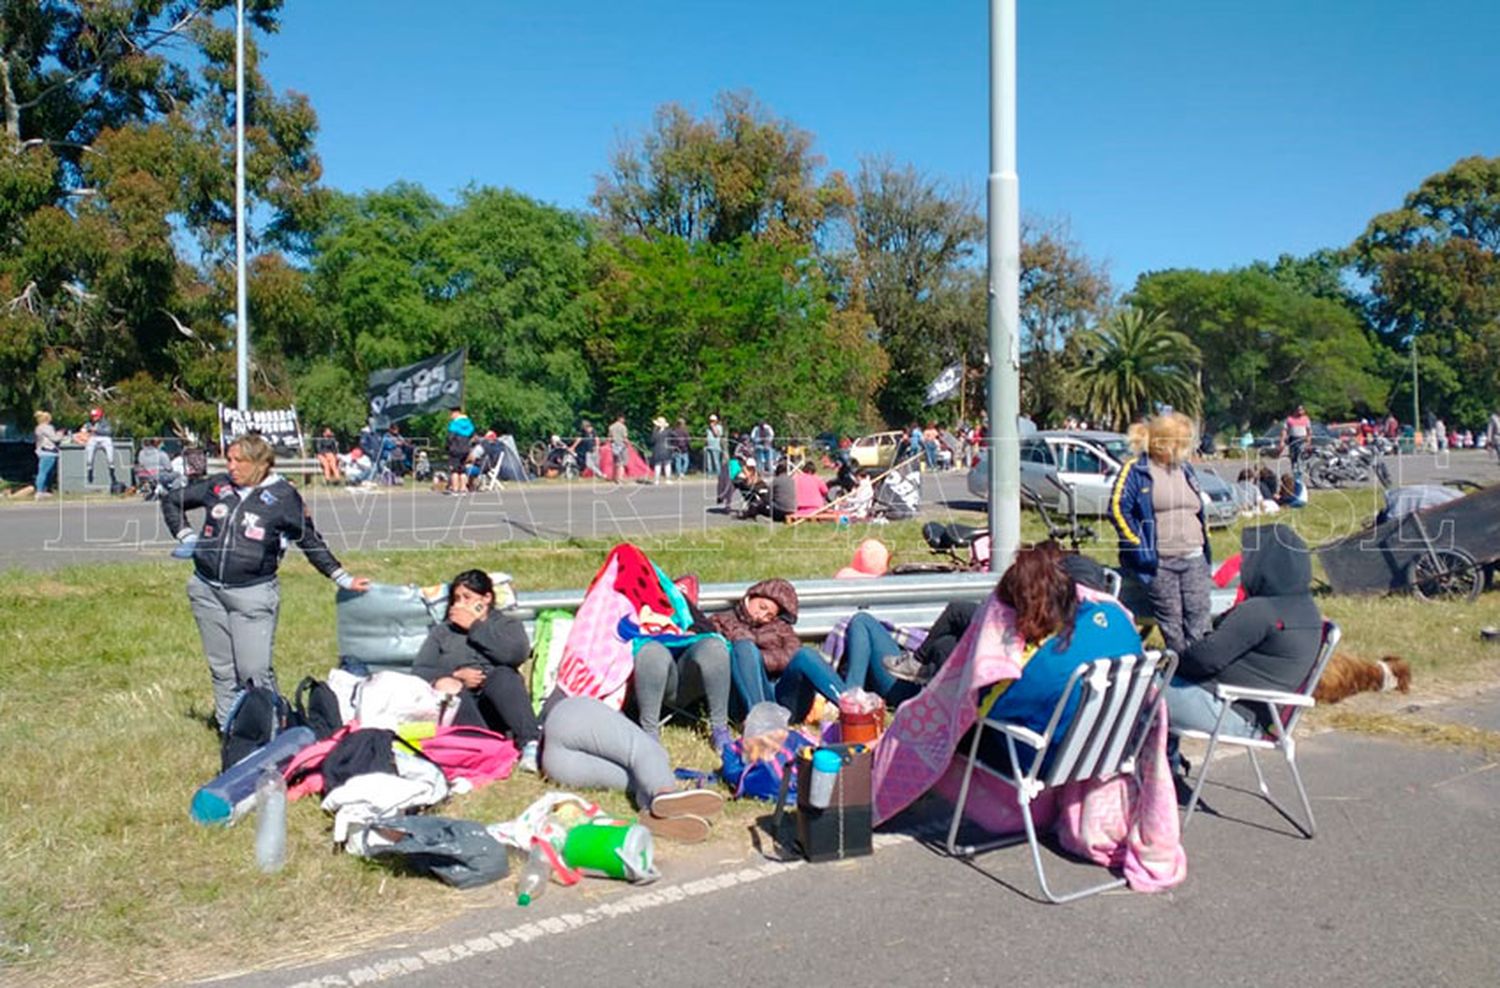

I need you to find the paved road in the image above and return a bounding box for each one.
[203,709,1500,988]
[4,451,1495,572]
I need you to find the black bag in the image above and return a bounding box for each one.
[220,683,290,771]
[364,816,511,889]
[321,728,398,793]
[292,676,344,740]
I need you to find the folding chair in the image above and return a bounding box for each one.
[946,650,1177,903]
[1176,619,1341,838]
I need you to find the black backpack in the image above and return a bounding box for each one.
[292,676,344,740]
[220,683,290,771]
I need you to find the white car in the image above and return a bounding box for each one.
[847,430,906,470]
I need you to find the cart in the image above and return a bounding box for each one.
[1316,481,1499,603]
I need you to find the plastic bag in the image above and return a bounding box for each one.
[362,816,511,889]
[743,701,792,739]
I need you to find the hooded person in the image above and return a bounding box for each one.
[715,578,848,723]
[1165,523,1323,753]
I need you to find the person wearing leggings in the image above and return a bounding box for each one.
[630,637,732,750]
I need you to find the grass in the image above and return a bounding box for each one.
[1,496,1498,986]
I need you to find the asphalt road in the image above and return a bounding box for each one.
[3,451,1495,572]
[202,711,1500,988]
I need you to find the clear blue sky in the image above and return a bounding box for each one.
[259,0,1499,292]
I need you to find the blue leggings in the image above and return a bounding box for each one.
[841,612,920,707]
[729,640,846,722]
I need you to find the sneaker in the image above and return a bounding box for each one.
[517,741,540,775]
[648,787,724,823]
[640,812,711,844]
[882,649,934,684]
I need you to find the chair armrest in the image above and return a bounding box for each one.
[1212,684,1314,707]
[992,722,1046,749]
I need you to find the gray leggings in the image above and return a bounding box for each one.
[541,696,674,809]
[632,637,731,737]
[187,573,280,728]
[1148,554,1212,657]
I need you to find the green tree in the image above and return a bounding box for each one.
[1075,308,1201,429]
[847,157,983,424]
[1019,216,1112,425]
[589,235,886,436]
[1129,263,1386,430]
[592,90,851,248]
[310,184,595,437]
[0,1,321,436]
[1351,156,1500,425]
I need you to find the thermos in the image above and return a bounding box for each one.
[807,748,842,809]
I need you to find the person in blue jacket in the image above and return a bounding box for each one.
[963,541,1145,775]
[1107,412,1212,657]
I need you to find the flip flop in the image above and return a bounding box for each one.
[640,812,712,844]
[649,788,724,822]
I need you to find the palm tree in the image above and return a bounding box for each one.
[1075,309,1201,428]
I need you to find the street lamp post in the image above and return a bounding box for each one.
[986,0,1022,573]
[234,0,249,413]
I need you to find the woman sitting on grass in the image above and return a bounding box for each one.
[715,579,848,723]
[413,569,541,774]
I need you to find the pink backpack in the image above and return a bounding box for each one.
[418,725,519,786]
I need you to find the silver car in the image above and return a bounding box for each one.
[968,430,1237,528]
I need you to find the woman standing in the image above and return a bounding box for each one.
[649,416,674,484]
[162,433,371,729]
[1108,412,1212,656]
[703,414,724,477]
[33,410,67,499]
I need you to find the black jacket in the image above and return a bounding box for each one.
[412,612,531,682]
[1177,525,1323,694]
[162,473,348,588]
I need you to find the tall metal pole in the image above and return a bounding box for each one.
[986,0,1022,573]
[1410,335,1420,433]
[234,0,249,412]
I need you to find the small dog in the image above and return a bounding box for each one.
[1313,653,1412,704]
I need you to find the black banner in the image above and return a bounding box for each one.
[367,348,466,425]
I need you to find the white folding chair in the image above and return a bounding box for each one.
[1176,619,1342,837]
[945,650,1177,903]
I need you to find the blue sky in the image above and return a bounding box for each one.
[259,0,1499,292]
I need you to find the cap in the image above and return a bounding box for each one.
[709,413,719,421]
[89,407,102,419]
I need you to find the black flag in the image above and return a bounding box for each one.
[367,348,466,425]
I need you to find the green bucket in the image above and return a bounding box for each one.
[561,820,659,883]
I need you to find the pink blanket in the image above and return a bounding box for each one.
[871,591,1185,892]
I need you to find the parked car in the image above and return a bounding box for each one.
[847,430,906,469]
[968,430,1237,528]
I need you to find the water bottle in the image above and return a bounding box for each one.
[807,748,842,810]
[254,768,287,873]
[516,839,551,906]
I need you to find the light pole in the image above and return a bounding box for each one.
[986,0,1021,573]
[234,0,249,412]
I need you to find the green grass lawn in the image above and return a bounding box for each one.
[1,499,1497,986]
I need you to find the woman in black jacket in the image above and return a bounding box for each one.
[1166,524,1323,746]
[413,569,541,773]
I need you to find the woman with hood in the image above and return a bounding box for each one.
[716,579,848,722]
[1166,523,1323,753]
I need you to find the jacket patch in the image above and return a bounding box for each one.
[210,503,229,519]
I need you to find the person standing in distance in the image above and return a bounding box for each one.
[607,413,630,484]
[1280,403,1312,481]
[79,406,121,489]
[162,433,371,729]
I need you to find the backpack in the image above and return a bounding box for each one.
[416,725,519,786]
[221,683,291,771]
[720,731,814,803]
[292,676,344,740]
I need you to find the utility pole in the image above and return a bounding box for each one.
[234,0,249,412]
[986,0,1021,573]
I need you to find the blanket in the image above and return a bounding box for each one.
[871,589,1185,892]
[554,543,725,710]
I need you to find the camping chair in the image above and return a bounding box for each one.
[472,449,505,493]
[1175,619,1341,838]
[946,650,1177,904]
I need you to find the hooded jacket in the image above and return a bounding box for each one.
[1177,524,1323,694]
[710,578,802,674]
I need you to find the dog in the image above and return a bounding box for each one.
[1313,653,1412,704]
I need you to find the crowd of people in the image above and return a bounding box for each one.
[158,420,1338,851]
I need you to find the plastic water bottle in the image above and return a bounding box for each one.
[807,748,842,809]
[254,768,287,873]
[516,839,551,906]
